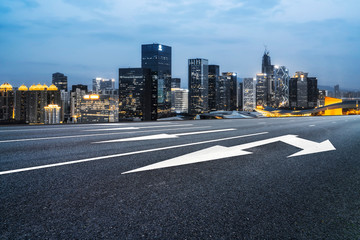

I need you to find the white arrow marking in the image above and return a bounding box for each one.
[122,135,336,174]
[94,128,236,143]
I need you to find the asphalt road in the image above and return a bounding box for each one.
[1,115,360,239]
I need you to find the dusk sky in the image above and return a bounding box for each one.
[1,0,359,90]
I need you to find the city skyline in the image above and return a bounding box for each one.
[1,0,360,90]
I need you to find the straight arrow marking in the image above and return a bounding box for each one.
[122,135,336,174]
[94,128,236,143]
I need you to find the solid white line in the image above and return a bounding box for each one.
[309,125,315,127]
[83,124,193,131]
[0,132,269,175]
[175,128,236,136]
[0,126,209,143]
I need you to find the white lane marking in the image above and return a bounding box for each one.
[83,124,193,132]
[0,126,209,143]
[94,128,236,143]
[0,132,269,175]
[123,135,336,174]
[309,125,315,127]
[0,122,175,132]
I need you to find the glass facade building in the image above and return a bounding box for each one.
[274,66,290,108]
[208,65,219,112]
[142,44,171,118]
[119,68,157,121]
[188,58,209,114]
[52,72,68,92]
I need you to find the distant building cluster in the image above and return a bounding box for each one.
[1,44,359,124]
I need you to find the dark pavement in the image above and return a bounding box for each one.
[1,115,360,239]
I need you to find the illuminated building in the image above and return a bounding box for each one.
[243,78,256,111]
[289,72,318,109]
[256,73,268,107]
[222,72,238,111]
[171,88,188,113]
[79,94,118,123]
[273,66,289,108]
[27,84,62,124]
[0,83,15,123]
[188,58,209,114]
[119,68,157,121]
[92,78,116,94]
[208,65,219,112]
[142,43,172,118]
[52,72,68,92]
[70,85,88,123]
[171,78,181,89]
[44,104,61,124]
[14,85,28,123]
[261,49,275,106]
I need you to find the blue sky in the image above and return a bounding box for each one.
[0,0,359,90]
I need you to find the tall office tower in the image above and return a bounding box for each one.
[238,82,243,111]
[289,72,318,109]
[92,78,115,93]
[261,49,275,106]
[142,43,171,118]
[273,65,290,108]
[188,58,209,114]
[78,94,118,123]
[119,68,157,121]
[172,88,189,113]
[171,78,181,89]
[0,83,15,122]
[222,72,238,111]
[216,75,229,110]
[208,65,219,111]
[334,85,341,99]
[27,84,61,124]
[15,85,29,123]
[256,73,268,107]
[243,78,256,111]
[52,72,68,92]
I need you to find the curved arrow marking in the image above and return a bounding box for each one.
[122,135,336,174]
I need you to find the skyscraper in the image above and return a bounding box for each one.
[208,65,219,111]
[289,72,318,109]
[188,58,209,114]
[119,68,157,121]
[222,72,238,111]
[274,66,290,108]
[261,49,275,106]
[256,73,268,107]
[142,43,171,118]
[52,72,68,92]
[243,78,256,111]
